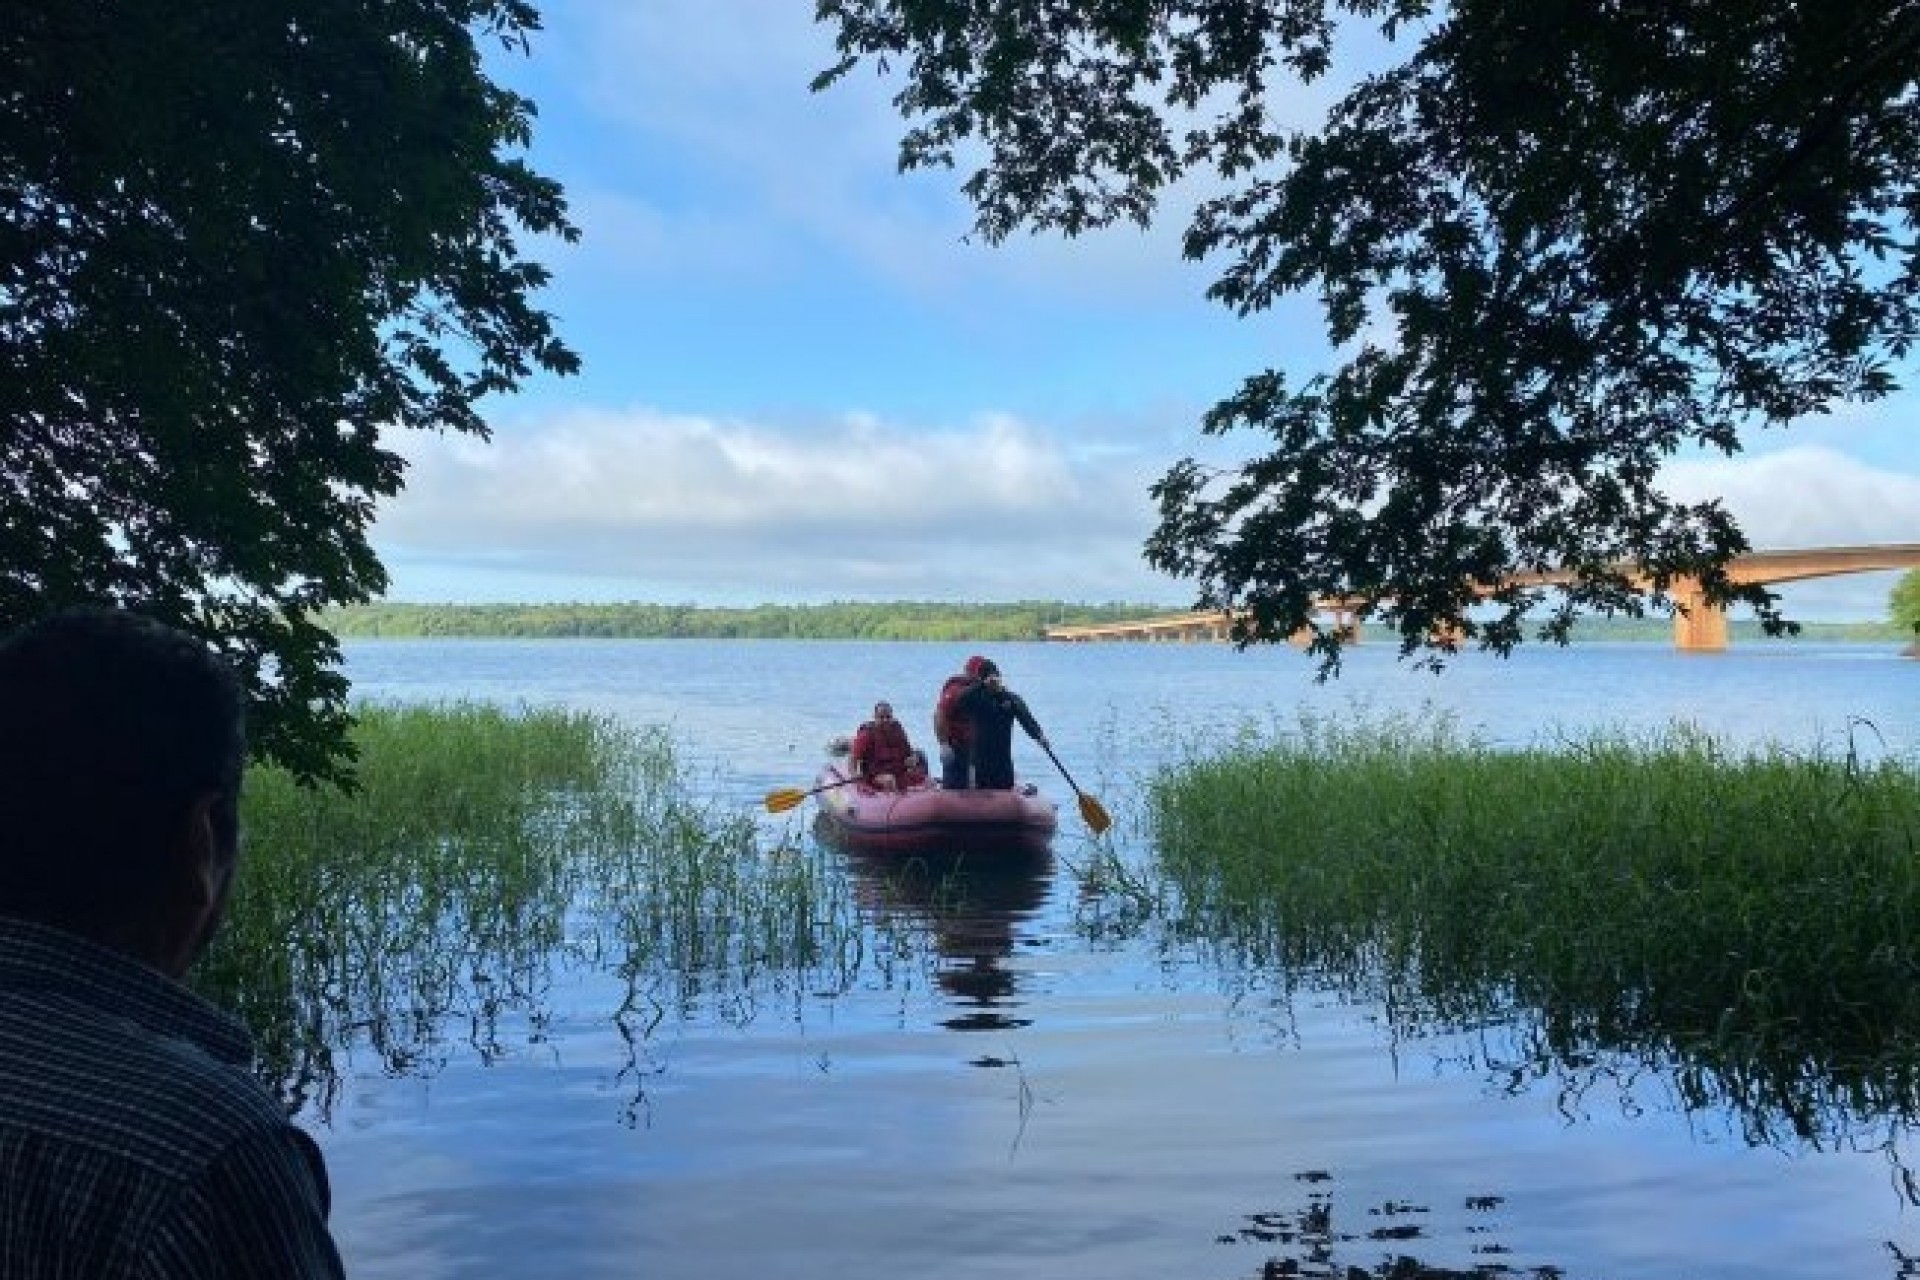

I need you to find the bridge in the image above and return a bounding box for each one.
[1043,543,1920,652]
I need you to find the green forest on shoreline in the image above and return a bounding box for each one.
[325,601,1172,641]
[324,601,1911,643]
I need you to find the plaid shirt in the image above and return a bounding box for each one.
[0,917,343,1278]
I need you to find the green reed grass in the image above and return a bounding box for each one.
[1147,712,1920,1140]
[194,702,861,1112]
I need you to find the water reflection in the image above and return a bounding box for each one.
[1145,897,1920,1190]
[196,815,876,1122]
[196,858,581,1120]
[1216,1170,1570,1279]
[840,847,1055,1034]
[198,817,1055,1126]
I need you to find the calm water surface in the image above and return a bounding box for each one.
[319,638,1920,1279]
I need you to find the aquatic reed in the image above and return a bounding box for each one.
[195,702,863,1114]
[1147,712,1920,1141]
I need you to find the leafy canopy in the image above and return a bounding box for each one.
[814,0,1920,663]
[3,1,577,783]
[1893,569,1920,635]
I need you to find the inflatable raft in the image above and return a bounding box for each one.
[810,761,1059,857]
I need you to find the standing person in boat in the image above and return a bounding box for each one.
[955,659,1050,791]
[849,700,926,792]
[932,655,992,789]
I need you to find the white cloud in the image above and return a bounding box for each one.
[371,428,1919,616]
[1660,446,1920,548]
[1659,447,1920,618]
[373,407,1185,604]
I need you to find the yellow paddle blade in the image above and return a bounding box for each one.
[764,787,810,813]
[1078,791,1113,835]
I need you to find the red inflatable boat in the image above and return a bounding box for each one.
[810,761,1058,857]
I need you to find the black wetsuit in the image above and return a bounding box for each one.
[956,682,1045,790]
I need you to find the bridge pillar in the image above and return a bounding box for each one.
[1672,580,1729,652]
[1282,617,1364,647]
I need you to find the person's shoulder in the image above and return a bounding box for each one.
[150,1014,288,1118]
[1,986,293,1179]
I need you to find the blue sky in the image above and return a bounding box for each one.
[368,1,1920,620]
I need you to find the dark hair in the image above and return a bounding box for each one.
[0,607,246,926]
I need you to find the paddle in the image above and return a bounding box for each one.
[763,775,860,813]
[1037,741,1113,834]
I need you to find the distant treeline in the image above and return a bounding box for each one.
[323,601,1906,644]
[322,601,1186,641]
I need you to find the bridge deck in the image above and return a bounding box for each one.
[1044,544,1920,650]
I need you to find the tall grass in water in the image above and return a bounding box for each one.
[194,702,858,1115]
[1148,713,1920,1145]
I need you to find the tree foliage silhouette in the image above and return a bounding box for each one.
[816,0,1920,663]
[3,1,578,781]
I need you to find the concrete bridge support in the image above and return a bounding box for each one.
[1672,579,1729,652]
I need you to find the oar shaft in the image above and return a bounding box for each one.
[762,772,861,812]
[1041,741,1082,793]
[1038,741,1111,833]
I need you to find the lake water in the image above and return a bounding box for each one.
[318,637,1920,1279]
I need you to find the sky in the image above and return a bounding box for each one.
[367,1,1920,621]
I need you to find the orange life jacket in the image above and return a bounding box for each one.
[852,717,915,778]
[933,674,974,747]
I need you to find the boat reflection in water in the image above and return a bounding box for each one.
[839,845,1055,1034]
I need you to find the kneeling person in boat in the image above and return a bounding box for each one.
[849,701,926,792]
